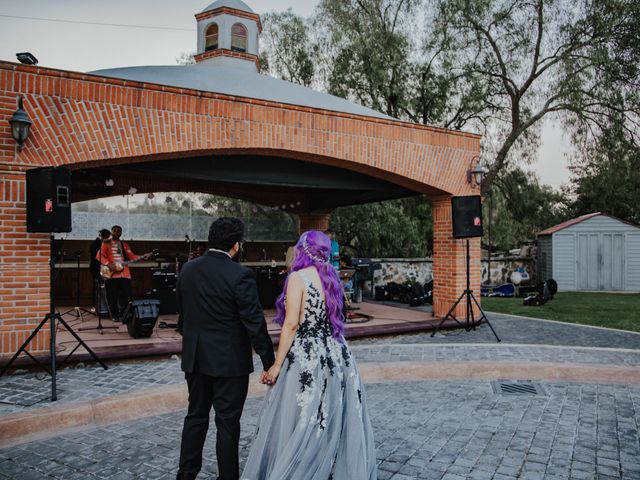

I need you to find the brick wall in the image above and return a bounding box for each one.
[0,172,50,357]
[0,61,481,355]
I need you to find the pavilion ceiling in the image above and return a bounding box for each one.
[72,154,419,210]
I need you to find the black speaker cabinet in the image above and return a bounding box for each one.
[147,287,178,315]
[26,167,72,233]
[452,196,483,238]
[122,299,160,339]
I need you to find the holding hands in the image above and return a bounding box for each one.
[260,364,281,386]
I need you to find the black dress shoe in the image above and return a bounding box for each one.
[176,472,196,480]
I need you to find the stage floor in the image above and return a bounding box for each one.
[49,301,436,363]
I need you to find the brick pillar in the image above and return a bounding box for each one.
[0,172,51,358]
[431,196,481,319]
[298,211,331,233]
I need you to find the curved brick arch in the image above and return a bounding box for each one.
[0,62,481,358]
[2,64,478,197]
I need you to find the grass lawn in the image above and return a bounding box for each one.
[482,291,640,333]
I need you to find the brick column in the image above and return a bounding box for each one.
[431,196,481,319]
[0,172,51,358]
[298,211,331,233]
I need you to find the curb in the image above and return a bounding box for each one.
[485,310,640,336]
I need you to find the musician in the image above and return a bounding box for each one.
[98,225,149,320]
[89,229,112,279]
[325,228,340,270]
[89,229,112,308]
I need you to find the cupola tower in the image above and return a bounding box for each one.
[194,0,261,72]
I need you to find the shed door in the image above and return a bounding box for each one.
[576,233,625,290]
[601,233,625,290]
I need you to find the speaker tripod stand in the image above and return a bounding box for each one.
[0,235,107,401]
[430,238,500,342]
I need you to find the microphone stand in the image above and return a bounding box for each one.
[61,251,95,322]
[80,240,117,334]
[176,235,192,277]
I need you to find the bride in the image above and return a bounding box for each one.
[241,230,376,480]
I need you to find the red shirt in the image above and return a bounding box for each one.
[97,239,140,279]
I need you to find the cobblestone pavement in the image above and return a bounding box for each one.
[3,340,640,417]
[3,311,640,479]
[0,358,184,416]
[350,311,640,349]
[2,379,640,480]
[3,315,640,417]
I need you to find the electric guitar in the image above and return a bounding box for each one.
[100,249,159,279]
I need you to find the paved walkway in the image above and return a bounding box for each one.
[350,311,640,349]
[2,379,640,479]
[1,313,640,479]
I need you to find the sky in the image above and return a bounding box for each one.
[0,0,572,188]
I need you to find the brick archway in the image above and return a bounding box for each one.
[0,62,481,357]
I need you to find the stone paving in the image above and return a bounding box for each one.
[1,379,640,479]
[2,312,640,416]
[0,358,183,416]
[349,312,640,349]
[2,342,640,417]
[2,312,640,479]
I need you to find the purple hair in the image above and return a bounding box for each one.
[274,230,345,340]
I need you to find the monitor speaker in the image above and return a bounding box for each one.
[122,299,160,339]
[26,166,72,233]
[452,196,483,238]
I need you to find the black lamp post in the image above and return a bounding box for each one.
[8,96,32,151]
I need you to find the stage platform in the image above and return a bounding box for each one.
[3,301,445,367]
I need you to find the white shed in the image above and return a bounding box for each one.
[537,213,640,292]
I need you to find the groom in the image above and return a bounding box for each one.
[176,217,275,480]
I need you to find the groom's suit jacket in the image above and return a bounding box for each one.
[177,250,275,377]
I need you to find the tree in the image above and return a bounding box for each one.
[200,195,297,235]
[316,0,416,118]
[431,0,640,190]
[315,0,489,126]
[259,10,318,87]
[567,118,640,224]
[176,52,195,65]
[330,196,433,257]
[486,168,568,252]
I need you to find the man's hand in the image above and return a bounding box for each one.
[262,364,281,386]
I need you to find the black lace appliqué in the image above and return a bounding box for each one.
[286,271,357,428]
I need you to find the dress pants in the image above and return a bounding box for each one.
[177,372,249,480]
[105,277,132,317]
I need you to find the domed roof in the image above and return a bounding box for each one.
[201,0,254,14]
[89,64,392,121]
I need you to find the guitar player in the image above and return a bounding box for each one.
[98,225,151,320]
